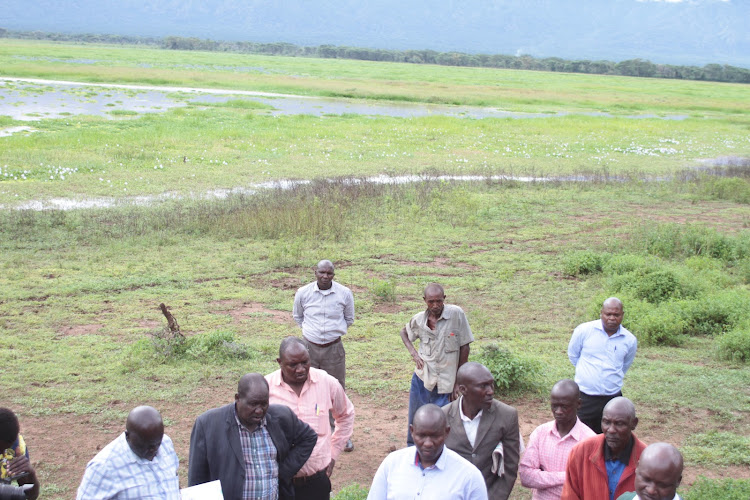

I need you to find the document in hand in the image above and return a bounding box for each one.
[181,480,224,500]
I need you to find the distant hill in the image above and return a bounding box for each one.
[2,0,749,68]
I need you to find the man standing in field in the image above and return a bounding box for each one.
[442,362,520,500]
[188,373,317,500]
[76,406,179,500]
[616,442,683,500]
[367,404,488,500]
[266,337,355,500]
[568,297,637,434]
[561,397,647,500]
[519,379,596,500]
[400,282,473,445]
[293,259,355,452]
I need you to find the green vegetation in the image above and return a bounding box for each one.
[686,478,750,500]
[1,42,749,498]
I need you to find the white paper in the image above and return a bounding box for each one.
[181,480,224,500]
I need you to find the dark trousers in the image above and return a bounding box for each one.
[293,469,331,500]
[578,391,622,434]
[406,372,451,446]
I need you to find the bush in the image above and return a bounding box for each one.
[371,277,397,302]
[675,291,750,336]
[632,223,750,262]
[610,268,685,303]
[563,251,606,276]
[184,331,253,361]
[699,176,750,204]
[475,344,543,395]
[716,324,750,363]
[628,308,686,346]
[124,330,253,368]
[602,254,658,275]
[685,477,750,500]
[332,484,369,500]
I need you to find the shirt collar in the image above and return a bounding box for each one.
[233,403,268,432]
[414,445,448,471]
[314,281,336,293]
[551,417,589,441]
[458,396,483,423]
[604,435,634,464]
[598,319,622,337]
[123,432,161,464]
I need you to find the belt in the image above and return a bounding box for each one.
[305,336,341,348]
[292,468,327,486]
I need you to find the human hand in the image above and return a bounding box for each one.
[411,352,424,370]
[7,454,32,479]
[326,459,335,477]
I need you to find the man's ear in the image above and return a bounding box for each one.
[576,398,582,410]
[276,357,282,366]
[458,384,467,395]
[631,417,639,430]
[444,425,451,437]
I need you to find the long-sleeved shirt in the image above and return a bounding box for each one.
[76,433,180,500]
[567,320,637,396]
[266,367,355,477]
[519,418,596,500]
[293,281,354,344]
[367,445,488,500]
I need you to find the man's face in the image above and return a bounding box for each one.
[278,345,311,387]
[550,392,579,429]
[423,290,445,316]
[600,303,624,334]
[460,370,495,412]
[235,385,270,430]
[126,425,163,461]
[315,264,334,289]
[601,407,636,455]
[411,419,448,466]
[634,460,681,500]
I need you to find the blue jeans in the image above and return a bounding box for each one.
[406,372,451,445]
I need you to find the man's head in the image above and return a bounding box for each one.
[456,362,495,413]
[550,379,581,430]
[125,406,164,461]
[235,373,270,430]
[410,404,450,467]
[423,283,446,316]
[315,260,335,290]
[600,297,624,335]
[634,443,683,500]
[601,397,638,455]
[0,408,20,450]
[277,336,311,387]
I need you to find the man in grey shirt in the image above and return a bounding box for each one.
[293,259,355,451]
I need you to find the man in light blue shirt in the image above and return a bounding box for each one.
[367,404,487,500]
[568,297,637,434]
[76,406,180,500]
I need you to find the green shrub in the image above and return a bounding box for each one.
[332,484,369,500]
[685,477,750,500]
[123,330,253,368]
[602,254,658,275]
[628,308,686,346]
[184,331,253,361]
[716,324,750,363]
[610,268,685,303]
[475,344,543,395]
[700,176,750,204]
[682,431,750,466]
[563,251,606,277]
[371,277,397,302]
[675,291,750,336]
[632,223,750,262]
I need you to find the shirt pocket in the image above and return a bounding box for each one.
[444,332,459,353]
[606,342,626,369]
[421,335,432,356]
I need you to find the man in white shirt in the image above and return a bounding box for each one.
[76,406,180,500]
[367,404,487,500]
[293,259,355,451]
[615,443,683,500]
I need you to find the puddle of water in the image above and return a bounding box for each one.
[0,126,36,137]
[0,77,689,122]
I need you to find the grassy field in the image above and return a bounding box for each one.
[1,40,749,499]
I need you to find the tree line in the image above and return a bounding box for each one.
[2,28,749,84]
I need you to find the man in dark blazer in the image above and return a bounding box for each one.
[442,362,520,500]
[188,373,318,500]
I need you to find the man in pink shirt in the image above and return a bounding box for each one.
[266,336,355,500]
[519,379,596,500]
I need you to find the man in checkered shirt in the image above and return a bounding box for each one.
[76,406,180,499]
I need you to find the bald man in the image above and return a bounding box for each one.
[189,373,317,500]
[519,379,596,500]
[568,297,637,434]
[562,397,647,500]
[443,362,520,500]
[400,283,473,445]
[293,259,355,451]
[77,406,180,499]
[367,404,487,500]
[616,443,683,500]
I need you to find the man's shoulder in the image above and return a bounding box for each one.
[331,281,353,294]
[632,434,648,457]
[196,403,233,423]
[266,403,297,423]
[295,281,317,295]
[569,433,603,458]
[87,433,128,467]
[309,366,343,388]
[529,419,556,439]
[443,303,466,316]
[574,319,601,332]
[442,447,485,478]
[489,398,517,416]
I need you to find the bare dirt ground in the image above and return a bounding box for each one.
[20,386,748,499]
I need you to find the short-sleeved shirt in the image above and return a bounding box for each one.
[76,433,180,500]
[1,434,28,483]
[406,304,474,393]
